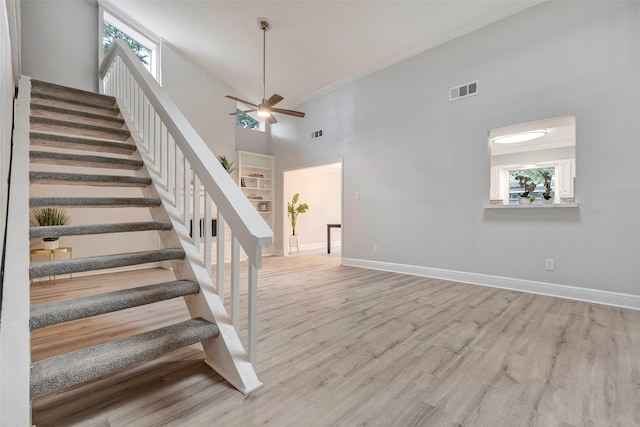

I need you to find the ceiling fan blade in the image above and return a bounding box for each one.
[225,95,257,108]
[264,94,284,108]
[229,109,257,116]
[266,114,278,125]
[271,108,306,118]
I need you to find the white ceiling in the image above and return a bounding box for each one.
[107,0,542,109]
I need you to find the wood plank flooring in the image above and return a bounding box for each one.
[30,251,640,426]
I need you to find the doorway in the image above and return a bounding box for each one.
[283,161,343,257]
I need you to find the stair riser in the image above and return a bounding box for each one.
[30,118,130,141]
[31,94,120,117]
[31,81,117,107]
[31,107,126,130]
[29,249,185,278]
[30,134,136,155]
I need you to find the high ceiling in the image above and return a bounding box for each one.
[108,1,542,108]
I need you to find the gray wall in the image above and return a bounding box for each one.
[161,43,237,159]
[271,1,640,295]
[21,0,98,92]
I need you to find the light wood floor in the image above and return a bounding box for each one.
[31,251,640,426]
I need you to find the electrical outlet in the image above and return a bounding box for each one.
[355,192,360,200]
[372,245,378,253]
[545,259,555,271]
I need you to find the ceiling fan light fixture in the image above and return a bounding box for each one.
[257,105,271,117]
[493,129,547,144]
[225,17,305,123]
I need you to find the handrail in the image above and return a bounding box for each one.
[99,40,272,367]
[0,76,32,427]
[99,40,272,267]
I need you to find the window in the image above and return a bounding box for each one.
[234,103,265,132]
[508,167,555,205]
[99,5,160,81]
[236,109,261,130]
[103,21,151,71]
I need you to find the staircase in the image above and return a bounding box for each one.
[27,80,221,399]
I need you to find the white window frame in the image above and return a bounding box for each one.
[98,1,161,83]
[491,160,573,205]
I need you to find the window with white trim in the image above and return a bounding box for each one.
[99,4,160,82]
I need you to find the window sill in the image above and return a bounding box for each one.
[485,203,579,209]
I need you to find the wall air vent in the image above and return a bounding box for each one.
[449,80,478,101]
[310,128,324,139]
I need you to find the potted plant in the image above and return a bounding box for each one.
[515,175,537,205]
[30,207,70,250]
[218,155,236,174]
[287,193,309,253]
[541,171,553,204]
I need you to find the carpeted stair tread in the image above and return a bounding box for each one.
[30,171,151,187]
[30,318,219,398]
[30,132,136,154]
[29,248,185,279]
[31,92,120,115]
[30,151,143,169]
[30,221,172,239]
[31,79,117,107]
[29,196,161,208]
[30,280,200,330]
[30,116,130,141]
[31,103,125,127]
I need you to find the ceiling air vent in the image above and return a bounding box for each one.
[449,80,478,101]
[310,128,324,139]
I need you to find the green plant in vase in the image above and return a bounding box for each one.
[287,193,309,253]
[218,155,236,174]
[30,207,70,249]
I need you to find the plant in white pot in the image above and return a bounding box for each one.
[515,175,537,205]
[287,193,309,253]
[541,171,553,204]
[31,207,70,250]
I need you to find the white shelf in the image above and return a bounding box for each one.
[238,151,275,255]
[485,203,579,209]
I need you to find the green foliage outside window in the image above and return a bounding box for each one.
[103,22,151,66]
[236,110,261,130]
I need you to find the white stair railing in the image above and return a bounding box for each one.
[99,41,272,386]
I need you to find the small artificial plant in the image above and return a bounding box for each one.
[287,193,309,236]
[515,175,537,198]
[541,171,553,200]
[218,155,236,174]
[30,207,70,242]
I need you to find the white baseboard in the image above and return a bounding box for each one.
[342,258,640,311]
[298,241,341,251]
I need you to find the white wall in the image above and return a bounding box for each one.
[1,0,19,253]
[21,0,98,92]
[283,163,341,251]
[271,1,640,296]
[0,0,15,257]
[161,43,236,159]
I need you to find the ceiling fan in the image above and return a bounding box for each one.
[226,19,305,125]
